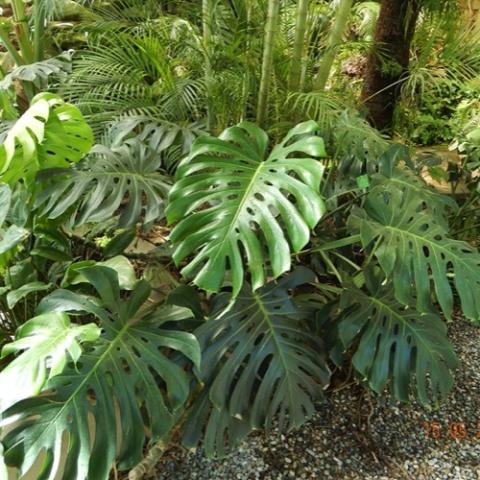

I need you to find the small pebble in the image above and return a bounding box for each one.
[154,319,480,480]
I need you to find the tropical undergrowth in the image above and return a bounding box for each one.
[0,90,477,479]
[0,1,479,480]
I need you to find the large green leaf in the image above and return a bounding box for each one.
[339,274,459,406]
[348,180,480,321]
[0,312,100,411]
[35,140,170,228]
[0,52,73,91]
[373,147,457,227]
[167,121,326,297]
[0,93,93,185]
[1,266,201,479]
[182,268,330,456]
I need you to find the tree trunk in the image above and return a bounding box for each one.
[314,0,353,91]
[361,0,420,132]
[288,0,309,92]
[256,0,280,127]
[460,0,480,24]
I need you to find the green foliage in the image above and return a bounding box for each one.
[104,116,204,171]
[0,93,93,185]
[0,226,28,255]
[167,120,326,297]
[62,255,137,290]
[1,266,200,479]
[64,26,205,136]
[0,185,29,271]
[0,312,100,411]
[339,270,459,406]
[397,21,480,144]
[0,51,73,91]
[6,281,52,309]
[349,174,480,321]
[35,140,171,228]
[183,268,330,456]
[1,2,480,476]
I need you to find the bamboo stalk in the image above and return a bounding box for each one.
[10,0,34,64]
[256,0,280,126]
[33,0,46,62]
[202,0,214,133]
[288,0,309,91]
[314,0,353,91]
[241,2,252,120]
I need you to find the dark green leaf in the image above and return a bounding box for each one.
[103,228,136,258]
[30,246,72,262]
[339,278,459,406]
[349,178,480,320]
[2,266,201,479]
[36,141,170,229]
[182,268,330,456]
[166,285,204,320]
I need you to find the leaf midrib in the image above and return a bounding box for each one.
[25,320,131,450]
[380,224,476,267]
[206,159,266,266]
[251,292,296,409]
[355,290,437,357]
[371,220,478,274]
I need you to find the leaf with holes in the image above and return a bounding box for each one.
[167,121,326,297]
[339,273,459,406]
[35,140,170,228]
[0,93,93,185]
[1,266,201,480]
[348,179,480,321]
[372,163,457,228]
[182,268,330,456]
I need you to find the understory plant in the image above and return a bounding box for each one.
[0,93,478,479]
[0,1,479,479]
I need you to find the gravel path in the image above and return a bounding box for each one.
[153,319,480,480]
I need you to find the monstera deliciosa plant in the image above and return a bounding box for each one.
[0,110,478,480]
[166,120,327,296]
